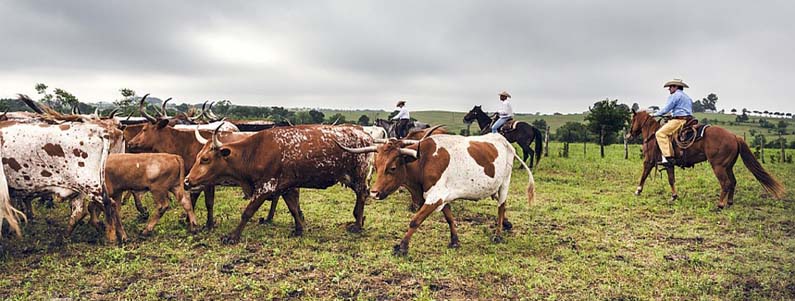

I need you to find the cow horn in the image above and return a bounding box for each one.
[139,93,156,122]
[331,116,340,126]
[211,122,224,149]
[207,101,220,120]
[421,124,444,140]
[401,139,420,145]
[71,105,77,114]
[161,98,172,118]
[335,140,378,154]
[399,148,418,158]
[18,94,44,114]
[93,107,99,116]
[373,138,388,144]
[125,110,134,121]
[194,126,209,145]
[106,108,119,119]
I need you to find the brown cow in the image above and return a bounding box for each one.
[185,124,372,244]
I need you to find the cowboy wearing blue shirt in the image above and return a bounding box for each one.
[654,79,693,166]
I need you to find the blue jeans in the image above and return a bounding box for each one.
[492,117,510,133]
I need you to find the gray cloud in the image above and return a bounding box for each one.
[1,0,793,114]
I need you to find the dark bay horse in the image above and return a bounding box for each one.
[627,110,785,208]
[374,118,430,138]
[463,105,543,168]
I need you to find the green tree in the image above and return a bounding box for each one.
[213,100,232,116]
[327,113,346,124]
[555,122,589,143]
[293,111,313,124]
[114,88,138,115]
[531,119,548,131]
[309,109,325,124]
[53,88,78,112]
[357,114,371,125]
[585,99,631,157]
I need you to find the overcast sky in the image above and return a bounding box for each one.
[1,1,794,114]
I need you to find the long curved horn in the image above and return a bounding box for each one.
[106,108,119,119]
[207,101,219,120]
[211,122,224,149]
[331,116,340,126]
[18,94,44,114]
[401,139,420,145]
[373,138,388,144]
[399,148,418,158]
[138,93,156,122]
[194,126,209,145]
[335,141,378,154]
[71,104,77,114]
[421,124,444,140]
[92,107,99,116]
[161,97,172,118]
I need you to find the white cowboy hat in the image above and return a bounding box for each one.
[498,91,511,98]
[396,100,406,106]
[663,79,689,88]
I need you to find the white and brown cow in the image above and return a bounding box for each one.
[0,116,126,242]
[0,148,26,238]
[339,130,535,255]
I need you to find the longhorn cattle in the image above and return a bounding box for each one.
[126,120,283,228]
[184,124,372,244]
[338,131,535,255]
[0,111,127,242]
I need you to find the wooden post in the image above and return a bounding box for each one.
[583,132,587,157]
[544,127,550,157]
[780,132,786,162]
[600,125,605,158]
[623,127,629,160]
[761,135,766,163]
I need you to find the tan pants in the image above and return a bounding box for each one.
[655,119,686,158]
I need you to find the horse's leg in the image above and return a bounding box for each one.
[635,161,654,196]
[665,166,678,202]
[709,164,730,209]
[726,167,737,206]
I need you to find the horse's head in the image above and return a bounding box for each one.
[627,109,655,140]
[463,105,484,124]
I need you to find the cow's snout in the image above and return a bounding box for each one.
[370,190,384,200]
[184,179,192,190]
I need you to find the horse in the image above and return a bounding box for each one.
[627,110,785,208]
[374,118,430,138]
[463,105,543,169]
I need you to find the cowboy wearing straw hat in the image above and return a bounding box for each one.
[392,100,411,138]
[654,79,693,167]
[492,91,514,133]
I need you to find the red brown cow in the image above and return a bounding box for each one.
[184,124,372,244]
[339,130,535,255]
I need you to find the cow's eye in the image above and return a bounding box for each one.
[200,157,209,164]
[388,166,397,173]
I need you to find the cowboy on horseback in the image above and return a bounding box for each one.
[492,91,514,133]
[392,100,411,139]
[654,79,693,167]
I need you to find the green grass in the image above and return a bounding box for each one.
[1,143,794,300]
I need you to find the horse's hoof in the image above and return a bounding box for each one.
[220,235,239,245]
[258,217,273,225]
[392,244,408,256]
[669,194,679,202]
[634,190,641,196]
[502,220,513,231]
[290,229,304,237]
[491,235,505,244]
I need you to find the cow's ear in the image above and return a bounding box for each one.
[156,119,169,129]
[219,147,232,157]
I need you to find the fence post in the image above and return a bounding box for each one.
[544,127,550,157]
[599,125,605,158]
[623,127,629,160]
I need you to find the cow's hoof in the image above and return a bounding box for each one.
[258,217,273,225]
[491,235,505,244]
[290,229,303,237]
[140,229,153,238]
[392,244,408,256]
[448,241,460,249]
[502,220,513,231]
[345,223,362,233]
[634,190,641,196]
[203,223,216,232]
[220,235,240,245]
[137,213,149,222]
[669,194,679,202]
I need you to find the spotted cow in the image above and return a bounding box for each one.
[184,124,373,244]
[0,116,127,242]
[339,131,535,255]
[0,148,25,238]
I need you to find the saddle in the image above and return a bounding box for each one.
[489,116,519,134]
[670,118,710,168]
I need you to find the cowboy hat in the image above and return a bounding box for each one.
[396,100,406,106]
[498,91,511,98]
[663,79,689,88]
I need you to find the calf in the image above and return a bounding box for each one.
[339,130,535,255]
[185,124,372,244]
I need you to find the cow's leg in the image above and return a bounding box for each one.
[87,201,105,233]
[22,197,34,220]
[441,204,460,248]
[141,191,170,236]
[222,196,267,245]
[406,186,424,212]
[635,161,654,196]
[173,187,198,233]
[282,189,304,236]
[393,201,442,256]
[347,187,368,233]
[131,191,149,221]
[66,195,87,237]
[203,186,216,230]
[110,195,128,243]
[493,202,507,243]
[259,195,279,225]
[665,166,678,202]
[101,194,119,244]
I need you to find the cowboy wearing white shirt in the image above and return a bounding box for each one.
[492,91,514,133]
[392,100,411,138]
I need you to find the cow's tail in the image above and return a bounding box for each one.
[0,155,26,237]
[513,151,536,205]
[533,126,543,166]
[737,136,785,199]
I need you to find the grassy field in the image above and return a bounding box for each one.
[1,142,794,300]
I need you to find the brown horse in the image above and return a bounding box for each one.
[627,110,785,208]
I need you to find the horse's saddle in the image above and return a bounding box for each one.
[489,117,519,134]
[675,119,710,148]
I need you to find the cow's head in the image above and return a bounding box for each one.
[126,94,173,152]
[185,124,234,188]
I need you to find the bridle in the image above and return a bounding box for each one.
[636,114,660,144]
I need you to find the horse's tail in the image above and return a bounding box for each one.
[512,151,536,205]
[532,126,543,166]
[737,136,785,199]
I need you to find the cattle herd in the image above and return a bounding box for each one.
[0,95,534,255]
